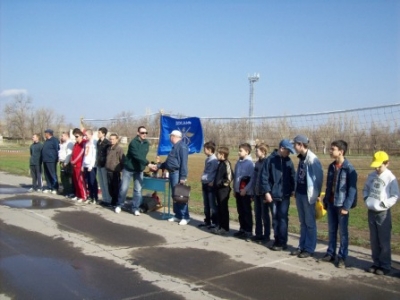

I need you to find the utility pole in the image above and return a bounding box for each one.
[248,73,260,145]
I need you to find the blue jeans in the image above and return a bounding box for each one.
[254,195,271,239]
[202,183,218,225]
[272,198,290,246]
[98,167,111,202]
[169,171,189,219]
[326,203,349,259]
[118,169,143,210]
[84,167,98,200]
[295,193,317,253]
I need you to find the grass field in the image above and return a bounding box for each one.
[1,142,399,253]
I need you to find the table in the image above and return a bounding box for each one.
[142,177,173,219]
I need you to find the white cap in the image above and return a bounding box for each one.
[170,130,182,138]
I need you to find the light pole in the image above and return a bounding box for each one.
[248,73,260,145]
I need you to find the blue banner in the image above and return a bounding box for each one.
[157,115,204,155]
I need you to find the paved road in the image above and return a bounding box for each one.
[1,172,400,299]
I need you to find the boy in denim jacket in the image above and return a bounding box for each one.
[322,140,357,268]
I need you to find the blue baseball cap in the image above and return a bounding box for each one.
[279,139,295,154]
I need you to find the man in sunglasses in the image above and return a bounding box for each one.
[115,126,155,214]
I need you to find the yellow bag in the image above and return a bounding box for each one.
[315,192,326,220]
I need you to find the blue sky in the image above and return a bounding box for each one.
[1,0,399,124]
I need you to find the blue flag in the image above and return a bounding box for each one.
[157,115,204,155]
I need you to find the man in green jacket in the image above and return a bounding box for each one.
[115,126,155,214]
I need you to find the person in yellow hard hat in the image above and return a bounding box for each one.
[363,151,399,276]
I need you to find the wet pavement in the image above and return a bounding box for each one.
[53,210,166,247]
[1,171,400,299]
[0,184,28,194]
[0,220,183,300]
[0,195,73,209]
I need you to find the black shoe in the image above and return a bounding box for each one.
[366,265,379,273]
[321,254,335,262]
[251,235,264,243]
[336,258,346,268]
[290,249,302,256]
[241,232,253,242]
[271,244,283,251]
[197,222,210,228]
[375,268,390,276]
[207,224,216,230]
[298,251,313,258]
[233,231,246,238]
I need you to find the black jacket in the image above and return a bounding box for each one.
[97,138,111,168]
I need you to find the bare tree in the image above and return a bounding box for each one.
[3,93,32,144]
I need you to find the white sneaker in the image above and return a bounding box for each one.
[77,199,83,203]
[51,190,57,195]
[28,188,34,192]
[168,217,180,222]
[36,189,42,193]
[179,219,190,226]
[71,196,78,201]
[83,199,90,204]
[43,189,51,194]
[115,206,121,214]
[134,210,141,216]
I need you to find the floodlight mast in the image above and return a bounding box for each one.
[248,73,260,145]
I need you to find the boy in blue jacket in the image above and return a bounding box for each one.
[260,139,296,251]
[322,140,357,268]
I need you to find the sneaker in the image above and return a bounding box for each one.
[28,188,34,192]
[168,217,180,222]
[321,254,335,262]
[77,199,83,203]
[233,231,246,238]
[36,189,42,193]
[207,224,216,229]
[375,268,390,276]
[51,190,57,195]
[367,265,379,274]
[134,210,141,216]
[337,258,346,268]
[71,196,78,201]
[290,249,302,256]
[90,199,97,204]
[179,219,190,226]
[298,251,313,258]
[43,189,51,194]
[115,206,121,213]
[83,199,90,204]
[68,194,75,198]
[197,222,210,228]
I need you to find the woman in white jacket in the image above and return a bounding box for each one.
[363,151,399,276]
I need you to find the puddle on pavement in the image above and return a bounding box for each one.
[132,247,400,300]
[53,210,166,247]
[0,220,183,300]
[0,195,72,209]
[0,184,29,194]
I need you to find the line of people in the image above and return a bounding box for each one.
[29,129,399,276]
[198,135,399,276]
